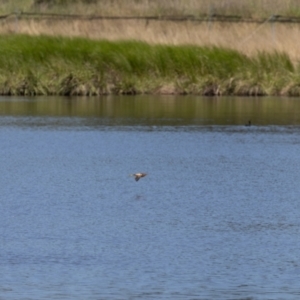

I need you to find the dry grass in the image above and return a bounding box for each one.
[1,0,300,60]
[0,0,300,96]
[1,16,300,61]
[2,0,300,18]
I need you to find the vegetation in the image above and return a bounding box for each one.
[0,35,299,96]
[2,0,300,18]
[1,1,300,96]
[1,1,300,61]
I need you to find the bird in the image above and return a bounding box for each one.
[245,120,251,127]
[130,173,147,182]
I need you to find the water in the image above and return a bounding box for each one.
[1,96,300,299]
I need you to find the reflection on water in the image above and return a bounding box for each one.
[1,95,300,126]
[1,96,300,300]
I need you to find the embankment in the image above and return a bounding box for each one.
[0,35,299,96]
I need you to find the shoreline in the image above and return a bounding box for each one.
[0,35,299,97]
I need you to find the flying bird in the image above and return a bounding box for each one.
[131,173,147,182]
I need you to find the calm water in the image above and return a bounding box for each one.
[1,96,300,299]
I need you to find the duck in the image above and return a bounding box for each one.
[131,173,147,182]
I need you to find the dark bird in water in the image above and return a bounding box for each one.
[245,120,251,127]
[131,173,147,182]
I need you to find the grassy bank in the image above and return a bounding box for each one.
[3,18,300,61]
[2,1,300,61]
[0,34,299,96]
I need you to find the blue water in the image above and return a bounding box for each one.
[1,95,300,299]
[1,119,300,299]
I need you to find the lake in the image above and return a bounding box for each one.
[1,96,300,300]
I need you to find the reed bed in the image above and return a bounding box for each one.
[0,35,299,96]
[0,1,299,96]
[2,18,300,62]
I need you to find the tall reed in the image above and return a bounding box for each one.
[0,35,298,96]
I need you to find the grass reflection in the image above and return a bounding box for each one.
[1,96,300,125]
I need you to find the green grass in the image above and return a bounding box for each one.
[0,34,299,96]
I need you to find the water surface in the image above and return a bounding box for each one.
[1,95,300,126]
[1,96,300,299]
